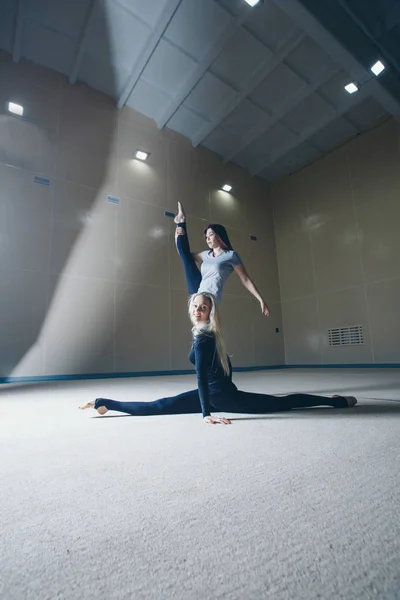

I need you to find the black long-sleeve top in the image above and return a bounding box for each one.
[189,332,236,418]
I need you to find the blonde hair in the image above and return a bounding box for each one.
[188,292,230,376]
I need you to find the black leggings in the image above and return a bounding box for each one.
[94,390,348,416]
[176,221,202,295]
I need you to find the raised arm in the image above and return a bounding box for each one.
[234,263,270,316]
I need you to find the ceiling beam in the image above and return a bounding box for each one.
[12,0,25,63]
[251,85,369,176]
[117,0,183,109]
[224,67,339,165]
[69,0,98,85]
[277,0,400,122]
[156,4,252,129]
[191,31,306,147]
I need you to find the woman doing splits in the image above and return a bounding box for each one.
[79,292,357,424]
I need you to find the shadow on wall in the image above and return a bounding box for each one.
[0,0,119,379]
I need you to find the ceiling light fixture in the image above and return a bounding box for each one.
[370,60,385,76]
[221,184,232,192]
[244,0,262,6]
[344,82,359,94]
[134,150,150,161]
[8,101,24,116]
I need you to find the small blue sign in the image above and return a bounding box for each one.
[34,175,51,186]
[250,235,257,241]
[164,211,175,218]
[107,195,121,205]
[275,328,280,333]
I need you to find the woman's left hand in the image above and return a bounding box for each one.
[204,415,232,425]
[260,301,270,316]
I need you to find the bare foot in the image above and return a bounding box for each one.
[79,401,108,415]
[333,395,357,408]
[174,201,186,224]
[79,401,95,410]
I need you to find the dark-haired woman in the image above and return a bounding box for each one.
[174,202,270,315]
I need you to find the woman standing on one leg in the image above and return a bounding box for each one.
[174,202,270,316]
[79,292,357,423]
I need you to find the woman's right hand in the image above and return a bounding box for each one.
[204,415,231,425]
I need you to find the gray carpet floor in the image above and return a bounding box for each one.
[1,369,400,600]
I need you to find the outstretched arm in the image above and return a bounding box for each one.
[234,264,270,316]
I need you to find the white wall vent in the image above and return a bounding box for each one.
[328,325,364,347]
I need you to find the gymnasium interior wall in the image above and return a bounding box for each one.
[0,51,282,380]
[272,117,400,365]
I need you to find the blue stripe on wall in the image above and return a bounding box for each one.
[1,363,399,384]
[284,364,400,369]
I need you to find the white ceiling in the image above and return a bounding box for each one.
[1,0,399,181]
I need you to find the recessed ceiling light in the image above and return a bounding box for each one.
[244,0,262,6]
[371,60,385,76]
[8,101,24,116]
[221,184,232,192]
[344,82,359,94]
[134,150,150,161]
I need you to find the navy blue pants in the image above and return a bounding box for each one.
[176,221,202,295]
[95,391,348,416]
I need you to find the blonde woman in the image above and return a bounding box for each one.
[79,293,357,424]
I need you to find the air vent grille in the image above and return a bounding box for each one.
[328,325,364,347]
